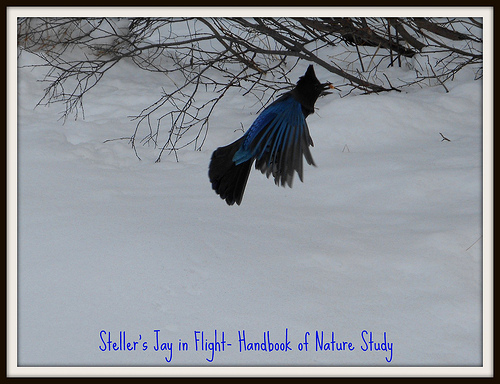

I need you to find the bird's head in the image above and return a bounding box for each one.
[294,65,334,115]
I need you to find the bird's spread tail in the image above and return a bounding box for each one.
[208,137,252,206]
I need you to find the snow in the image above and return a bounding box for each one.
[14,34,485,374]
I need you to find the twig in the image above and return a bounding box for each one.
[466,235,482,251]
[439,132,451,142]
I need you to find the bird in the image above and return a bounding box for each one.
[208,64,333,206]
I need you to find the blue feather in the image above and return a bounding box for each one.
[233,96,307,167]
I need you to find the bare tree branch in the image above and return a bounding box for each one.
[17,17,483,161]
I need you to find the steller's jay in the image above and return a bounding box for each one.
[209,65,333,205]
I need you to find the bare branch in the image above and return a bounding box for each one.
[18,17,482,161]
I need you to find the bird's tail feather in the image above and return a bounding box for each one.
[208,137,252,206]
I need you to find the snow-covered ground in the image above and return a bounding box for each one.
[13,21,488,375]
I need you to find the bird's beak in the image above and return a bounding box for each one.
[321,82,335,96]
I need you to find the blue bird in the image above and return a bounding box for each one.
[209,65,333,205]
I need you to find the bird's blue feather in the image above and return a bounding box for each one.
[232,96,306,166]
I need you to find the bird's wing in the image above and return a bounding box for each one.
[234,95,315,188]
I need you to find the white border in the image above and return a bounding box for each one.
[7,6,492,18]
[7,6,494,378]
